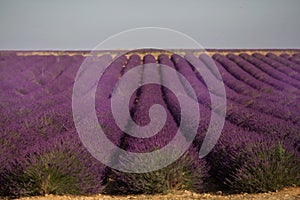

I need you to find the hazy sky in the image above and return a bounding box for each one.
[0,0,299,50]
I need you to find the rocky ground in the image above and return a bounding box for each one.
[2,187,297,200]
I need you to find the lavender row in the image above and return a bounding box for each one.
[182,54,298,135]
[227,54,300,93]
[0,130,107,196]
[159,60,299,192]
[1,55,79,98]
[239,53,300,88]
[266,53,300,73]
[290,53,300,64]
[159,54,300,192]
[158,54,210,144]
[252,53,300,81]
[104,54,209,193]
[96,55,134,146]
[0,57,82,136]
[2,55,117,136]
[158,54,291,156]
[207,128,299,193]
[1,58,112,196]
[290,55,300,65]
[123,54,142,112]
[0,54,144,195]
[213,54,298,98]
[172,54,299,137]
[123,54,178,153]
[293,53,300,57]
[199,54,300,109]
[185,53,299,124]
[280,53,291,59]
[0,55,88,120]
[186,54,300,124]
[0,55,60,102]
[0,55,58,84]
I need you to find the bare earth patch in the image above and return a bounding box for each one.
[9,187,299,200]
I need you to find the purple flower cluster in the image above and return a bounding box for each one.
[227,53,300,93]
[105,146,209,194]
[266,53,300,73]
[208,130,300,192]
[252,53,300,80]
[290,53,300,65]
[194,54,299,123]
[95,55,127,146]
[240,53,300,89]
[1,131,106,196]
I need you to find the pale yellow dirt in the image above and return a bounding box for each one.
[6,187,299,200]
[11,49,300,59]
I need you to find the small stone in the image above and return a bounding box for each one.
[216,191,222,195]
[203,193,211,198]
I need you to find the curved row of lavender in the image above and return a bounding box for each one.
[0,51,299,197]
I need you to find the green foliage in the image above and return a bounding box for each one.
[227,142,300,193]
[19,151,82,195]
[1,133,105,197]
[104,149,209,194]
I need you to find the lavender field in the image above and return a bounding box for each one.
[0,50,299,197]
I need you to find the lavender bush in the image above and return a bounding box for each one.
[228,141,299,193]
[104,147,209,194]
[0,132,106,197]
[207,132,300,193]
